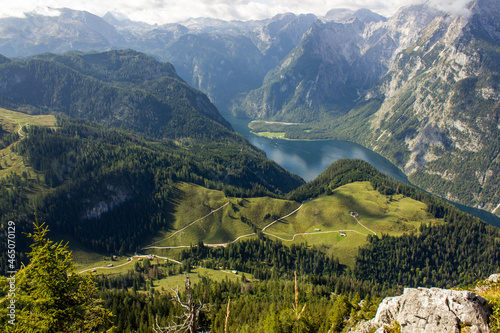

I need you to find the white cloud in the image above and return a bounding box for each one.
[0,0,473,24]
[422,0,472,16]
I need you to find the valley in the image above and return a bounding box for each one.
[1,102,496,284]
[1,1,499,215]
[229,115,500,228]
[0,1,500,331]
[2,103,490,291]
[227,115,410,183]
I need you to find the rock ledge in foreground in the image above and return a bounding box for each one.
[352,287,490,333]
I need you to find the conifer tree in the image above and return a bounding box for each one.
[1,217,114,332]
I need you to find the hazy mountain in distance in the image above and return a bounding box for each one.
[322,8,387,23]
[237,5,442,121]
[0,8,126,56]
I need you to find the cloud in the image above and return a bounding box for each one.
[0,0,401,23]
[422,0,472,16]
[0,0,474,24]
[25,6,62,17]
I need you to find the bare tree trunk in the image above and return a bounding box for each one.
[153,274,206,333]
[224,298,231,333]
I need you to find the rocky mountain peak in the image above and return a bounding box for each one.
[354,9,387,24]
[380,4,443,52]
[323,8,355,22]
[257,13,318,47]
[102,11,153,31]
[0,7,124,57]
[322,8,386,24]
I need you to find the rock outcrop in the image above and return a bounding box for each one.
[486,274,500,283]
[352,287,490,333]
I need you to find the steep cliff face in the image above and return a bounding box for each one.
[252,13,319,60]
[239,19,365,121]
[359,0,500,213]
[161,33,267,113]
[238,5,442,121]
[351,287,491,333]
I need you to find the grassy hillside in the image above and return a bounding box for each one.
[144,182,300,247]
[137,181,442,268]
[65,177,442,275]
[2,106,497,294]
[266,181,440,267]
[0,107,57,175]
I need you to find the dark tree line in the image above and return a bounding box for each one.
[354,217,500,288]
[180,237,345,281]
[288,159,381,201]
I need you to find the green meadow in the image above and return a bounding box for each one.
[139,181,441,268]
[0,108,57,196]
[253,131,286,138]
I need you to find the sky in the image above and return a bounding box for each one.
[0,0,473,25]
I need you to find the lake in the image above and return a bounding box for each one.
[226,115,500,228]
[226,115,408,183]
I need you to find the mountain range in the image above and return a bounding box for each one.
[2,4,500,331]
[0,1,499,216]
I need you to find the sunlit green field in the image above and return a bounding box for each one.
[0,108,57,193]
[253,131,286,138]
[137,182,442,268]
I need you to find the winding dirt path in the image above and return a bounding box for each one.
[351,214,377,235]
[147,200,305,250]
[492,203,500,215]
[5,115,27,137]
[263,229,368,242]
[18,123,28,137]
[203,232,258,248]
[261,202,304,231]
[77,259,135,274]
[141,245,192,250]
[0,153,12,160]
[145,201,305,249]
[77,254,181,274]
[78,205,374,274]
[145,201,230,248]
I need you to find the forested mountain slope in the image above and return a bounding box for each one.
[0,50,233,140]
[289,159,500,288]
[1,111,499,331]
